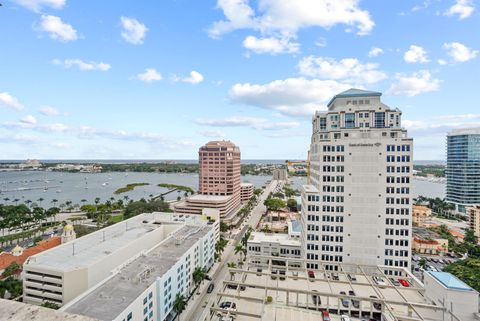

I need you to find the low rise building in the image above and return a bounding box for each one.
[240,183,254,202]
[23,212,219,313]
[413,204,432,227]
[174,194,240,224]
[412,227,448,255]
[247,232,302,265]
[467,205,480,243]
[424,271,479,321]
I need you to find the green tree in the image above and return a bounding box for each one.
[124,199,172,219]
[443,258,480,291]
[192,267,206,289]
[418,258,427,270]
[173,293,187,321]
[1,262,21,278]
[465,229,478,244]
[287,198,297,211]
[41,301,59,309]
[220,221,229,233]
[263,198,286,211]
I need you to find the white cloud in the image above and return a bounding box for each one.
[404,45,429,63]
[39,15,78,42]
[444,0,475,19]
[53,58,111,71]
[243,35,299,55]
[229,77,351,117]
[0,92,24,111]
[173,71,204,84]
[387,70,441,97]
[209,0,375,38]
[443,42,478,62]
[12,0,65,12]
[194,116,300,130]
[21,115,37,125]
[368,47,384,57]
[437,59,448,65]
[136,68,162,83]
[198,129,226,138]
[297,56,387,84]
[120,16,148,45]
[39,106,60,116]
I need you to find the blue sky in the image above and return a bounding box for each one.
[0,0,479,160]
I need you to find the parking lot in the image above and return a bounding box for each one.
[411,254,459,279]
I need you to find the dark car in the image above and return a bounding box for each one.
[340,291,349,308]
[205,275,212,281]
[312,290,321,306]
[207,283,214,293]
[370,296,382,310]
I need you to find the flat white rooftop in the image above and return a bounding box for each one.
[302,184,319,193]
[249,232,301,247]
[25,214,166,271]
[187,194,232,202]
[448,127,480,136]
[64,224,212,320]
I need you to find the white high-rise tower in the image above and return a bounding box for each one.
[302,89,413,274]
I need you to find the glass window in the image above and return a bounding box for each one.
[345,113,355,128]
[375,112,385,128]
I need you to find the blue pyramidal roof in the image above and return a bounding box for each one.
[428,271,473,291]
[327,88,382,107]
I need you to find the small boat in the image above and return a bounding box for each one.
[102,182,109,186]
[56,189,62,193]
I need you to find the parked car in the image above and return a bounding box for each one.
[370,295,382,310]
[218,301,237,314]
[205,275,212,281]
[347,274,357,282]
[271,270,278,280]
[308,270,315,279]
[279,270,286,280]
[331,273,339,281]
[312,290,321,305]
[207,283,214,293]
[389,278,400,286]
[321,310,331,321]
[292,271,298,279]
[372,276,387,287]
[399,279,410,287]
[339,291,349,308]
[341,315,351,321]
[256,268,263,276]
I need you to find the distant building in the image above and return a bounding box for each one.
[413,204,432,227]
[23,212,218,314]
[240,182,254,202]
[302,89,413,273]
[446,128,480,214]
[467,205,480,243]
[412,227,448,255]
[286,160,308,175]
[272,169,288,180]
[175,140,242,224]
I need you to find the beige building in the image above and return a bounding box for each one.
[413,204,432,226]
[468,205,480,243]
[412,227,448,255]
[272,169,288,181]
[240,183,254,202]
[175,140,242,224]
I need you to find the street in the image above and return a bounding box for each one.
[182,179,281,321]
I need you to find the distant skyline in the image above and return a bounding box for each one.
[1,0,479,160]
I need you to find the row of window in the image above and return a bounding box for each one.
[386,166,410,173]
[386,197,410,204]
[384,259,409,267]
[386,208,410,215]
[322,175,345,182]
[322,165,345,172]
[322,145,345,152]
[387,144,411,152]
[386,218,409,225]
[386,155,411,162]
[386,187,410,194]
[322,155,345,162]
[322,185,345,193]
[386,176,410,183]
[385,239,409,246]
[323,195,345,203]
[385,228,410,236]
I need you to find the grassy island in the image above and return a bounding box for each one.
[157,183,194,194]
[114,183,149,194]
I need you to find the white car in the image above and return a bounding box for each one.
[373,276,387,287]
[341,315,351,321]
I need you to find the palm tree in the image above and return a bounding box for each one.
[227,262,237,281]
[173,293,187,321]
[234,244,245,262]
[94,197,100,205]
[192,267,206,291]
[418,258,427,270]
[13,198,19,205]
[51,199,58,207]
[25,199,32,207]
[37,197,44,206]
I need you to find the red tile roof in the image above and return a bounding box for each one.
[0,236,61,271]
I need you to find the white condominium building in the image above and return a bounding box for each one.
[23,211,219,321]
[302,89,413,273]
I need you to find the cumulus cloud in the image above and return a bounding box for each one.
[21,115,38,125]
[404,45,429,63]
[387,70,441,97]
[39,15,78,42]
[173,71,204,84]
[444,0,475,19]
[195,116,300,130]
[368,47,384,57]
[243,35,299,55]
[198,129,226,138]
[229,78,351,117]
[0,133,40,144]
[39,106,60,116]
[297,56,387,85]
[0,92,24,111]
[443,42,478,62]
[120,16,148,45]
[136,68,162,83]
[209,0,375,39]
[12,0,65,12]
[53,58,111,71]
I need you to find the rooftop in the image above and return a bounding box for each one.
[428,271,473,291]
[0,236,61,270]
[187,194,232,202]
[290,220,302,233]
[64,224,211,320]
[412,227,443,241]
[249,232,301,247]
[25,215,162,271]
[327,88,382,107]
[302,184,319,193]
[448,127,480,136]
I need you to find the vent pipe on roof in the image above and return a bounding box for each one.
[72,243,75,256]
